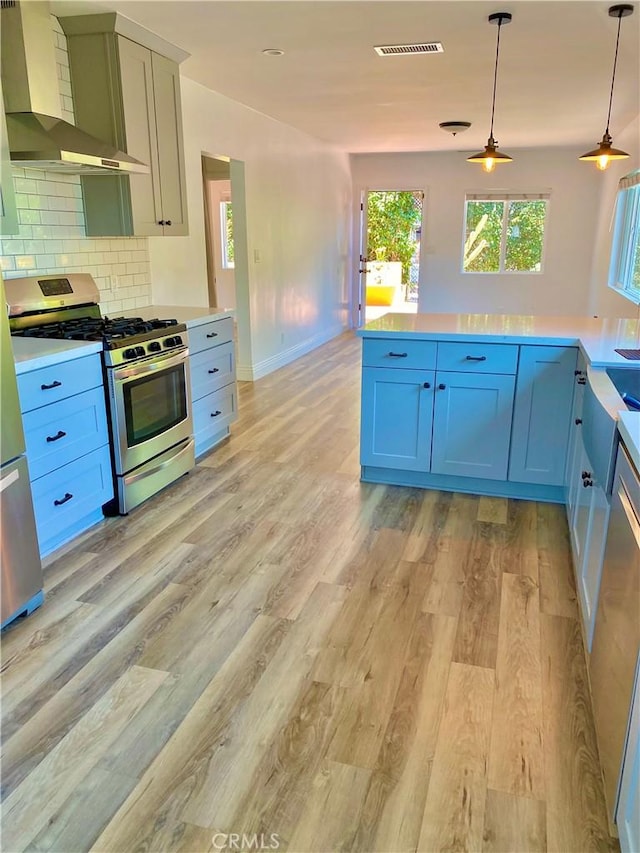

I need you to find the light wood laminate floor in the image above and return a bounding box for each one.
[1,332,617,853]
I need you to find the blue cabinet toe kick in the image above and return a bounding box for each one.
[361,466,565,504]
[1,589,45,630]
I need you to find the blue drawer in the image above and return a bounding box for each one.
[437,342,519,374]
[18,354,103,413]
[23,386,109,480]
[193,384,238,455]
[362,338,436,370]
[31,444,113,557]
[190,342,235,401]
[188,317,234,355]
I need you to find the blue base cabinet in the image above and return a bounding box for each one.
[361,367,434,471]
[432,372,515,480]
[17,352,113,558]
[509,345,578,486]
[359,336,578,502]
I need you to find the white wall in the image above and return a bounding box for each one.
[149,77,352,380]
[351,147,605,317]
[587,114,640,320]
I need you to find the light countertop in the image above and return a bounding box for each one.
[11,337,103,375]
[618,411,640,474]
[357,313,640,368]
[115,305,234,329]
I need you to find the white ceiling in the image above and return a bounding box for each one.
[50,0,640,154]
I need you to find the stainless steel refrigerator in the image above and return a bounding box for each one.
[1,276,43,629]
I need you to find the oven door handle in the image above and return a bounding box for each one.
[113,347,189,382]
[125,440,193,486]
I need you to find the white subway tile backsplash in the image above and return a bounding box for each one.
[15,256,36,269]
[18,209,41,225]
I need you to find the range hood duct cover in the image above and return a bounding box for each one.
[1,1,148,175]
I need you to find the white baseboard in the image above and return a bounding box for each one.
[236,323,346,381]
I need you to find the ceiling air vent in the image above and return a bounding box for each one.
[374,42,443,56]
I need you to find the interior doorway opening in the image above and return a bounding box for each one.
[201,155,236,309]
[360,189,424,323]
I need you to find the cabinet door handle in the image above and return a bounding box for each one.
[158,220,165,225]
[574,369,584,376]
[465,355,487,361]
[46,430,67,443]
[581,470,592,479]
[54,492,73,506]
[210,410,222,417]
[423,382,431,389]
[583,479,594,488]
[41,380,62,390]
[577,377,586,385]
[206,332,218,338]
[166,220,172,226]
[388,352,408,358]
[438,383,446,390]
[575,418,583,425]
[208,368,220,374]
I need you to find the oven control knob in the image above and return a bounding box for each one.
[164,335,183,348]
[174,335,183,346]
[123,347,137,359]
[135,346,146,357]
[148,341,161,353]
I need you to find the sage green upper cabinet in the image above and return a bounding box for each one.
[61,14,189,237]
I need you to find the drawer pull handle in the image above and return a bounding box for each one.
[438,383,446,390]
[46,430,67,443]
[210,410,222,417]
[575,418,583,425]
[54,492,73,506]
[574,369,584,376]
[206,332,218,339]
[388,352,408,358]
[577,377,586,385]
[208,368,220,374]
[423,382,431,389]
[465,355,487,361]
[41,380,62,390]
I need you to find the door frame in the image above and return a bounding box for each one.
[352,186,427,328]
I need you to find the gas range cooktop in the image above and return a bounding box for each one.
[13,315,183,347]
[5,273,189,368]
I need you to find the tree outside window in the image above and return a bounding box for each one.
[464,195,548,273]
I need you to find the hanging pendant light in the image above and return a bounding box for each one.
[580,4,634,171]
[468,12,513,173]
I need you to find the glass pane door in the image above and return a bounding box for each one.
[124,363,187,446]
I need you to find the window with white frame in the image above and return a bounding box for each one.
[220,198,234,269]
[609,171,640,304]
[463,191,550,273]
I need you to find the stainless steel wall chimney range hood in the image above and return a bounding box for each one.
[1,0,149,175]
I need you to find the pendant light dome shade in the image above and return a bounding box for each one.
[580,4,634,171]
[468,12,513,171]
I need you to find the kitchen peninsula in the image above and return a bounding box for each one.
[357,312,640,501]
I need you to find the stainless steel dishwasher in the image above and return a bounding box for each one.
[590,439,640,830]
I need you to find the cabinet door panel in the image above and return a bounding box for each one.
[23,387,109,480]
[431,372,515,480]
[570,439,592,567]
[118,37,163,236]
[360,367,434,471]
[152,52,188,234]
[190,342,235,401]
[509,345,577,486]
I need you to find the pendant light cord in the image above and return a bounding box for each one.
[605,11,623,135]
[489,19,503,139]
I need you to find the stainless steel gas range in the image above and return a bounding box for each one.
[6,273,195,514]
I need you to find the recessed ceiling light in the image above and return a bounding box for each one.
[262,48,284,56]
